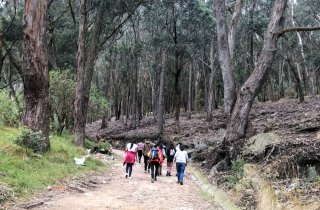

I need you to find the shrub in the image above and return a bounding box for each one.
[224,159,245,186]
[0,91,21,127]
[13,128,47,153]
[84,139,112,154]
[0,182,14,203]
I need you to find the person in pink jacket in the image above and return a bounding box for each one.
[123,141,138,178]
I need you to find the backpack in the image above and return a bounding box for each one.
[150,148,159,160]
[169,148,175,156]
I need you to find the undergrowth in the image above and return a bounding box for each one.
[224,159,245,186]
[0,127,107,203]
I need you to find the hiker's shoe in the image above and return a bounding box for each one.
[168,173,171,176]
[154,177,157,181]
[125,174,128,178]
[180,182,183,185]
[151,178,154,183]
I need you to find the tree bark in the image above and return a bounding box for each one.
[22,0,50,151]
[286,50,304,102]
[228,0,243,62]
[187,62,192,120]
[194,68,200,112]
[158,48,166,135]
[207,41,216,121]
[214,0,236,115]
[173,3,181,132]
[74,0,87,146]
[224,0,288,145]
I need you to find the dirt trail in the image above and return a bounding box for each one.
[34,150,220,210]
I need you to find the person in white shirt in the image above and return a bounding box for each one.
[174,144,188,185]
[124,141,138,178]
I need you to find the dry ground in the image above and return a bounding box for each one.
[28,150,221,210]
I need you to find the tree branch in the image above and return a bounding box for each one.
[0,76,21,90]
[279,26,320,35]
[68,0,76,26]
[3,41,22,77]
[98,2,142,49]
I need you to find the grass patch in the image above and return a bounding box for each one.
[0,127,107,202]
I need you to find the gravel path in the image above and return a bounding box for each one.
[35,150,220,210]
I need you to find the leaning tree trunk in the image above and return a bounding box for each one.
[224,0,288,145]
[214,0,236,115]
[22,0,50,152]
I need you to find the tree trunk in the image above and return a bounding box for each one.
[0,35,4,76]
[224,0,288,145]
[158,48,166,135]
[289,0,312,96]
[228,0,243,62]
[286,50,304,102]
[74,0,107,146]
[214,0,236,115]
[187,62,192,120]
[207,41,216,121]
[74,0,87,146]
[3,63,19,107]
[22,0,50,152]
[194,68,200,111]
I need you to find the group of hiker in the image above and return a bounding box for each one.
[123,141,188,185]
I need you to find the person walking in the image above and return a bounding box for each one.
[137,141,144,163]
[124,141,138,178]
[158,144,166,176]
[148,143,163,183]
[166,144,176,176]
[174,144,188,185]
[142,141,151,173]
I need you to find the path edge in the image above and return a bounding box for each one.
[188,166,241,210]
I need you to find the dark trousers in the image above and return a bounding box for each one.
[138,150,143,163]
[125,163,134,177]
[150,161,160,179]
[143,155,150,171]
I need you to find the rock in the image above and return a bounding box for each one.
[245,189,255,196]
[194,143,208,153]
[200,161,207,167]
[243,132,281,159]
[186,149,194,158]
[172,136,180,141]
[317,131,320,140]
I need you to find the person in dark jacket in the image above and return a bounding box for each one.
[165,144,176,176]
[148,143,163,183]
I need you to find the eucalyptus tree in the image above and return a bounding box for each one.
[22,0,50,151]
[223,0,320,152]
[74,0,142,146]
[214,0,243,115]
